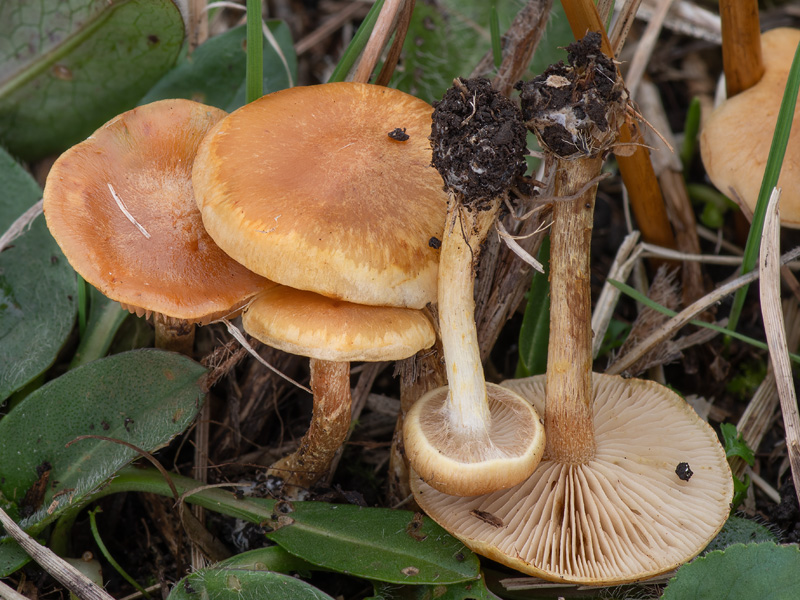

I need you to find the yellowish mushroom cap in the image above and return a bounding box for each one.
[411,372,732,584]
[404,383,546,497]
[701,28,800,227]
[192,82,448,309]
[242,285,436,362]
[43,99,271,323]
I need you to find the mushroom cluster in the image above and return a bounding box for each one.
[191,82,449,492]
[409,34,732,584]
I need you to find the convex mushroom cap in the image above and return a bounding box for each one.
[701,27,800,227]
[411,373,733,584]
[43,99,271,323]
[242,285,436,362]
[192,82,448,309]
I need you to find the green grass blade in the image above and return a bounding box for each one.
[516,237,550,377]
[490,1,502,69]
[327,0,384,83]
[727,40,800,331]
[680,96,701,172]
[607,279,800,364]
[246,0,263,102]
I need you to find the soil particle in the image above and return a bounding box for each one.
[430,77,527,205]
[516,31,626,158]
[675,462,693,481]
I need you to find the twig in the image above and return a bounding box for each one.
[759,187,800,506]
[607,244,800,375]
[0,199,43,253]
[108,183,150,239]
[0,507,115,600]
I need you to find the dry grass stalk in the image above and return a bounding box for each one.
[731,301,800,480]
[759,188,800,504]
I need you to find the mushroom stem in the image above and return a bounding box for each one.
[544,156,602,464]
[153,314,195,356]
[267,359,351,493]
[720,0,764,97]
[439,199,499,434]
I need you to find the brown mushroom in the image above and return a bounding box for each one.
[701,28,800,227]
[402,79,545,497]
[43,99,272,352]
[243,285,435,494]
[411,373,733,584]
[192,82,447,309]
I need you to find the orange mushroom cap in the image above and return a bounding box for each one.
[192,82,448,309]
[701,28,800,227]
[43,99,272,323]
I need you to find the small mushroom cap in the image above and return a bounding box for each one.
[192,82,448,309]
[411,373,732,584]
[241,285,436,362]
[43,99,271,323]
[404,383,546,497]
[701,28,800,227]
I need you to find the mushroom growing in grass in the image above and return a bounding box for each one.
[242,285,435,494]
[191,82,448,491]
[402,78,546,497]
[410,34,732,583]
[701,28,800,227]
[43,99,272,353]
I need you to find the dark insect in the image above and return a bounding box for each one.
[676,462,693,481]
[428,236,442,249]
[388,127,410,141]
[469,509,504,528]
[406,511,428,541]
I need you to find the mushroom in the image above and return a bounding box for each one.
[43,99,272,353]
[190,82,448,492]
[402,78,546,497]
[700,28,800,227]
[411,373,733,584]
[409,34,732,583]
[242,285,435,494]
[192,82,447,309]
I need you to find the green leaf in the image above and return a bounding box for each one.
[0,0,185,160]
[0,539,33,579]
[170,566,336,600]
[370,575,499,600]
[720,423,755,466]
[89,467,481,586]
[515,237,550,377]
[680,97,702,172]
[0,349,206,530]
[703,516,777,554]
[142,22,297,112]
[0,147,76,401]
[728,38,800,332]
[246,0,264,103]
[662,543,800,600]
[265,502,480,585]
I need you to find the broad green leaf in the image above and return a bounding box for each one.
[0,539,33,579]
[141,22,297,112]
[0,0,184,160]
[169,547,323,600]
[265,502,480,585]
[0,349,206,529]
[662,543,800,600]
[0,147,76,401]
[703,516,777,554]
[170,567,336,600]
[98,468,482,586]
[370,575,499,600]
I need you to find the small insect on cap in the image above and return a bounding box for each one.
[43,99,271,323]
[701,28,800,228]
[192,82,448,309]
[242,285,435,362]
[412,373,733,585]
